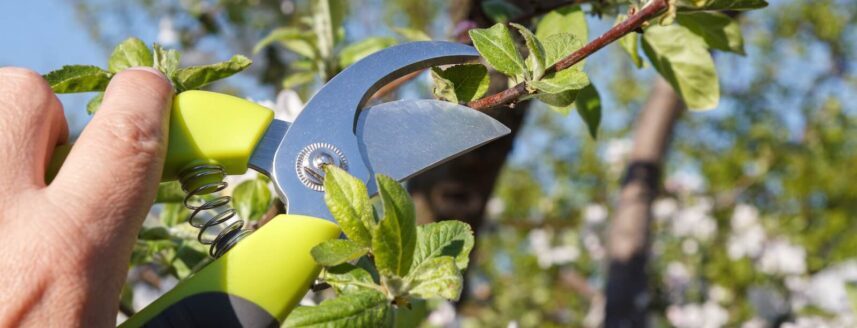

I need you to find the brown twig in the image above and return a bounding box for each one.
[467,0,668,110]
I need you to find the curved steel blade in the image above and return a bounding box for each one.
[356,99,510,194]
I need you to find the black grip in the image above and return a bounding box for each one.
[143,292,278,328]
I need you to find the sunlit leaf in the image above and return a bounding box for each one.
[231,177,272,222]
[469,23,527,78]
[173,55,252,91]
[283,290,391,327]
[411,221,474,271]
[430,64,489,103]
[311,239,369,267]
[323,166,375,247]
[406,257,463,301]
[575,84,601,139]
[511,23,546,81]
[86,93,103,114]
[677,12,745,55]
[642,24,719,110]
[338,37,397,68]
[321,263,378,294]
[372,175,417,277]
[43,65,112,93]
[108,37,153,73]
[536,5,587,42]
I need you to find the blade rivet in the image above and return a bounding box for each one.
[296,143,348,191]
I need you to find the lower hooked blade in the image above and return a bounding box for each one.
[356,99,510,191]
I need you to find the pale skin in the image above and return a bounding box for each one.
[0,66,173,326]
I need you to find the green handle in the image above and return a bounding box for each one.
[47,90,274,182]
[120,215,342,327]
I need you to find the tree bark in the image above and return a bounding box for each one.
[604,77,684,327]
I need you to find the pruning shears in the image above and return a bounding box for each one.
[78,41,510,326]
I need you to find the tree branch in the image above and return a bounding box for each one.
[468,0,668,110]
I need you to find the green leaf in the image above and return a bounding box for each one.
[616,15,644,68]
[536,5,587,42]
[255,27,318,59]
[108,38,153,73]
[153,43,181,79]
[406,257,463,301]
[323,166,374,247]
[156,181,185,203]
[531,68,589,94]
[537,90,579,112]
[430,64,489,103]
[642,24,720,110]
[372,175,417,277]
[469,23,527,78]
[311,239,369,267]
[139,226,170,240]
[86,93,104,114]
[160,202,188,227]
[321,263,379,294]
[283,290,391,327]
[231,177,271,222]
[540,33,584,67]
[677,0,768,11]
[412,221,475,271]
[338,37,398,68]
[170,241,208,279]
[43,65,112,93]
[575,84,601,139]
[282,71,316,89]
[173,55,252,91]
[510,23,546,81]
[392,27,431,41]
[481,0,523,23]
[676,12,745,55]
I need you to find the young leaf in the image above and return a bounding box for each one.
[535,5,587,42]
[510,23,546,81]
[481,0,523,23]
[282,71,316,89]
[86,93,104,114]
[616,15,644,68]
[468,24,527,79]
[677,0,768,11]
[255,27,318,59]
[284,290,391,327]
[338,37,398,68]
[173,55,252,91]
[537,89,579,112]
[231,177,272,222]
[323,166,374,247]
[642,24,719,110]
[575,84,602,139]
[406,257,463,301]
[392,27,431,41]
[321,263,379,294]
[540,33,584,67]
[372,175,417,277]
[156,181,185,203]
[676,12,745,55]
[430,64,489,103]
[531,68,589,94]
[108,38,153,73]
[43,65,112,93]
[153,43,181,79]
[412,221,475,271]
[311,239,369,267]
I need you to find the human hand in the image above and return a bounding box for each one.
[0,67,172,326]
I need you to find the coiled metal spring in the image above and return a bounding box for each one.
[178,164,252,258]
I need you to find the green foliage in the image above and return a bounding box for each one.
[535,5,588,42]
[430,64,489,103]
[373,175,417,277]
[294,166,474,326]
[677,12,745,55]
[468,23,528,79]
[283,290,392,327]
[108,38,153,73]
[312,239,369,266]
[391,27,431,41]
[575,84,602,139]
[481,0,523,23]
[231,177,272,222]
[338,37,398,68]
[43,65,112,93]
[43,37,253,113]
[616,15,644,68]
[678,0,769,11]
[642,24,720,110]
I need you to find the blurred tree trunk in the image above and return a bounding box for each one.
[604,77,684,327]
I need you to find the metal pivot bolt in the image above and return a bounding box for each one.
[295,142,348,191]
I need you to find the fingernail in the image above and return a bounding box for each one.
[126,66,171,85]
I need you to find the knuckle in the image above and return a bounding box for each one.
[97,111,164,158]
[0,67,55,108]
[111,69,172,100]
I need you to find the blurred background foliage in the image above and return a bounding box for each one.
[24,0,857,326]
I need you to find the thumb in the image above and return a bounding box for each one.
[50,67,173,242]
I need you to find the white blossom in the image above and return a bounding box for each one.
[665,261,691,291]
[757,239,806,275]
[486,197,505,218]
[157,17,179,46]
[671,203,717,241]
[427,301,457,327]
[528,228,579,268]
[666,302,729,328]
[666,169,705,194]
[653,198,678,222]
[604,138,632,166]
[583,204,608,226]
